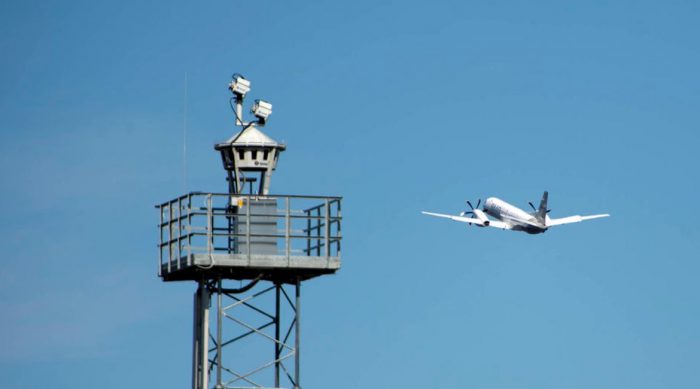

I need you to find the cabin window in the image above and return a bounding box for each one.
[251,150,258,160]
[263,150,269,160]
[237,150,245,160]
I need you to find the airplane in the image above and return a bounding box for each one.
[421,191,609,234]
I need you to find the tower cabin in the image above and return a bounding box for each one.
[157,124,341,284]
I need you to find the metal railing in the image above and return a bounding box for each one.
[156,192,342,276]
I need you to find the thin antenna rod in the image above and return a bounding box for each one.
[183,72,188,193]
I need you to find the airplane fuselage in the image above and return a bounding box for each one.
[483,197,547,234]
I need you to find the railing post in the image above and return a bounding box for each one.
[177,196,182,270]
[168,203,173,274]
[316,207,321,256]
[246,195,251,263]
[324,199,330,259]
[159,206,163,277]
[207,194,213,256]
[336,199,342,257]
[305,208,311,256]
[285,197,291,262]
[187,194,192,267]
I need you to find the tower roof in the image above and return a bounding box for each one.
[216,125,286,150]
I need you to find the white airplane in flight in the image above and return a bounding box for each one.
[422,191,609,234]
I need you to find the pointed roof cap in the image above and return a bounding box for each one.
[215,125,286,150]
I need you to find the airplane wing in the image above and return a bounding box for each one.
[421,211,512,230]
[546,213,610,227]
[421,211,483,225]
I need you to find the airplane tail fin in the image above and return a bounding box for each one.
[536,191,548,223]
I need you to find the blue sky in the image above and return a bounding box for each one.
[1,0,699,388]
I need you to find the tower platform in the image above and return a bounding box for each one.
[157,192,342,284]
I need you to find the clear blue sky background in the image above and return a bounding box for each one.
[1,1,699,388]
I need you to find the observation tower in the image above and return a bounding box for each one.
[156,74,342,389]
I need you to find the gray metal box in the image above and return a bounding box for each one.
[234,198,278,255]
